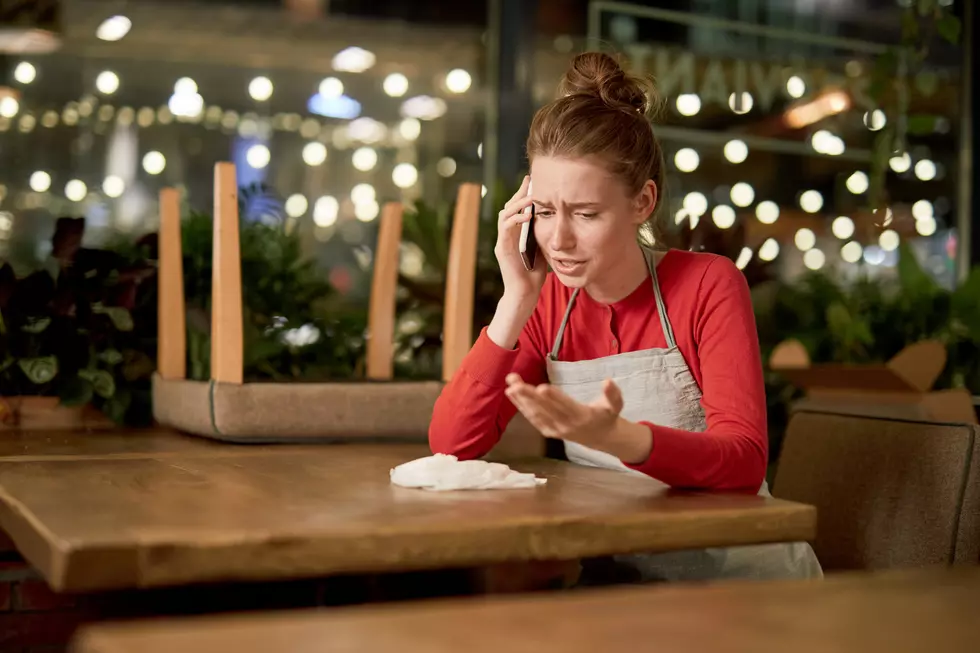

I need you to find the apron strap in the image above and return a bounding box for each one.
[644,247,677,350]
[548,247,677,360]
[550,288,579,360]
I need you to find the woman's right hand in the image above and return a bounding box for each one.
[487,175,547,350]
[494,175,547,304]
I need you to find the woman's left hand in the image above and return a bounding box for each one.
[505,373,625,447]
[505,374,654,463]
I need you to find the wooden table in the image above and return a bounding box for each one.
[72,567,980,653]
[0,434,815,593]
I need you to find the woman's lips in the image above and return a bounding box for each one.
[551,258,585,274]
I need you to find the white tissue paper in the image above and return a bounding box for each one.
[390,454,547,491]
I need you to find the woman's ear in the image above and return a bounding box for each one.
[633,180,658,225]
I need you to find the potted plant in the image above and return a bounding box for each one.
[0,217,158,429]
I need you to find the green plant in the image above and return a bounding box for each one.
[754,243,980,459]
[177,186,367,382]
[865,1,961,210]
[393,182,510,379]
[0,217,158,425]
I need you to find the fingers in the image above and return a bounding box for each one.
[498,196,534,227]
[505,376,560,437]
[498,175,533,226]
[505,378,575,439]
[596,379,624,414]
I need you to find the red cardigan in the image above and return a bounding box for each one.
[428,249,768,491]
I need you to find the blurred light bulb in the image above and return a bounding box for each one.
[437,157,456,177]
[803,248,826,270]
[355,200,380,222]
[102,175,125,198]
[841,241,863,263]
[675,94,701,116]
[723,139,748,164]
[914,159,937,181]
[319,77,344,98]
[65,179,87,202]
[712,205,736,229]
[916,216,937,236]
[831,216,855,239]
[142,151,166,175]
[95,71,120,94]
[786,75,806,98]
[445,68,472,93]
[351,183,375,204]
[799,190,823,213]
[912,199,933,220]
[846,171,868,194]
[352,147,378,171]
[730,182,755,207]
[889,152,911,173]
[29,171,51,192]
[383,73,409,97]
[248,76,273,102]
[682,191,708,216]
[759,238,780,261]
[794,228,816,251]
[285,194,308,218]
[97,16,131,41]
[313,196,339,227]
[302,141,327,166]
[392,162,418,188]
[674,148,699,173]
[246,144,271,169]
[755,200,779,224]
[735,247,753,270]
[878,229,900,251]
[14,62,36,84]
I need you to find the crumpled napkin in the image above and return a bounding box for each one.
[390,454,547,491]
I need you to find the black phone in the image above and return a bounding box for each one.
[519,181,537,271]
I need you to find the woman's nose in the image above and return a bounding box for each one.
[547,216,576,252]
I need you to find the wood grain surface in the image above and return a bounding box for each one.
[72,567,980,653]
[0,443,815,592]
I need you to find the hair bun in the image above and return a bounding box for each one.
[559,52,649,115]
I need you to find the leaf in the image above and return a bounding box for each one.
[916,0,936,16]
[937,13,961,44]
[896,242,938,297]
[98,348,124,365]
[92,305,134,331]
[906,114,938,135]
[59,376,94,407]
[102,388,132,424]
[17,356,58,384]
[20,317,51,334]
[78,368,116,398]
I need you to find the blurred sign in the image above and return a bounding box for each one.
[0,0,61,53]
[625,45,876,114]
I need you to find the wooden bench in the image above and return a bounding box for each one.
[72,567,980,653]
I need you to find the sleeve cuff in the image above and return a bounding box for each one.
[623,422,667,476]
[460,327,521,388]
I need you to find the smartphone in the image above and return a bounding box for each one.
[519,181,537,271]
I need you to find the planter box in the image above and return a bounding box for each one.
[0,396,117,431]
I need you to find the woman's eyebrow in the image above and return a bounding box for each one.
[534,200,600,208]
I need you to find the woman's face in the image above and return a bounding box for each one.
[529,155,656,290]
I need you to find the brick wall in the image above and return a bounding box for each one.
[0,549,93,653]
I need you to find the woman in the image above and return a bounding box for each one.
[429,52,822,583]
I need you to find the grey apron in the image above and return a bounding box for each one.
[546,247,823,584]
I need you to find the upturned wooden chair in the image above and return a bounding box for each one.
[152,162,542,454]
